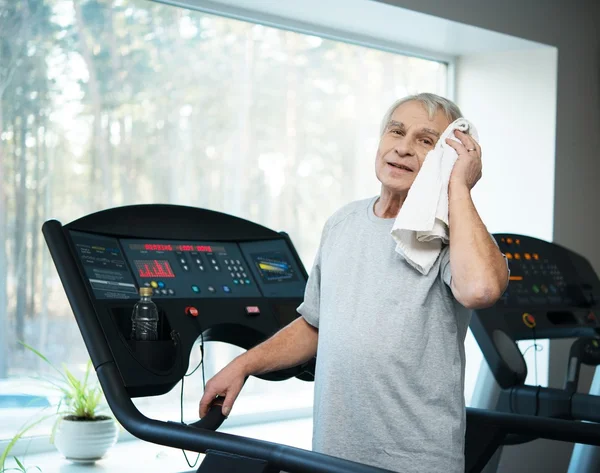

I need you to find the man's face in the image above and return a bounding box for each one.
[375,100,451,194]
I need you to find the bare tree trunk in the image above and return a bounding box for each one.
[0,96,9,377]
[15,113,29,343]
[38,130,52,357]
[73,0,109,209]
[281,33,299,232]
[28,121,43,320]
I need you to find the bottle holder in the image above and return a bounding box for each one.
[126,339,178,373]
[109,306,179,374]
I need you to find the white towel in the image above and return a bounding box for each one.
[390,118,479,275]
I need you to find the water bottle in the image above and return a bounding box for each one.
[131,287,159,341]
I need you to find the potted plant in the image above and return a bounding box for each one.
[0,344,119,468]
[0,457,41,473]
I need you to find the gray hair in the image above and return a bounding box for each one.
[379,93,463,136]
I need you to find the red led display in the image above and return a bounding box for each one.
[144,244,173,251]
[135,260,175,278]
[176,245,195,251]
[196,245,212,252]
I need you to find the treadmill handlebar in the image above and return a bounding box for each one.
[96,362,396,473]
[188,397,227,431]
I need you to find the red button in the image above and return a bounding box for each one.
[245,306,260,316]
[185,306,199,317]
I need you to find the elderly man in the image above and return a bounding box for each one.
[199,93,509,473]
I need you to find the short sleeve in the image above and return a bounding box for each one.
[440,245,452,287]
[296,226,328,329]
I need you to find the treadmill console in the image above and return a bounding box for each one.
[43,205,313,398]
[70,232,304,300]
[471,234,600,388]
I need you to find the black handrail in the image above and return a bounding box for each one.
[97,362,397,473]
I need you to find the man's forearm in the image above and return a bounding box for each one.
[448,182,508,309]
[234,316,318,376]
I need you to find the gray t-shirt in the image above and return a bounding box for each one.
[297,196,471,473]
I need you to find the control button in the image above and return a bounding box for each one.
[196,259,201,264]
[208,286,216,293]
[214,266,220,271]
[233,279,239,284]
[228,266,232,271]
[222,285,231,293]
[180,258,186,264]
[515,239,520,245]
[236,259,241,264]
[505,253,513,259]
[231,272,236,277]
[532,285,540,294]
[236,272,242,278]
[144,282,151,287]
[183,265,189,271]
[151,281,158,288]
[168,289,175,295]
[160,289,168,295]
[245,306,260,316]
[239,280,245,285]
[233,266,238,271]
[153,289,161,296]
[242,272,247,278]
[514,253,521,260]
[533,253,539,260]
[224,259,229,264]
[191,285,200,293]
[522,312,536,328]
[541,284,548,294]
[239,266,245,272]
[158,281,165,288]
[211,259,217,265]
[199,265,204,271]
[524,253,531,260]
[506,238,513,244]
[245,279,251,285]
[185,306,199,317]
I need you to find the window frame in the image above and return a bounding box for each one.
[0,0,455,457]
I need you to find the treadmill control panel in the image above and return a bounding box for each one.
[70,230,305,300]
[496,234,598,310]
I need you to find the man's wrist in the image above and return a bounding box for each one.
[448,180,472,199]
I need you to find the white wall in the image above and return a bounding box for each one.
[457,48,557,241]
[455,47,558,400]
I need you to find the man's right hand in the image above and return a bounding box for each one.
[199,359,247,418]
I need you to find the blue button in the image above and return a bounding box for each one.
[222,285,231,293]
[233,279,239,284]
[245,279,251,285]
[158,281,165,288]
[191,285,200,293]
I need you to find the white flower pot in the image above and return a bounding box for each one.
[54,417,119,463]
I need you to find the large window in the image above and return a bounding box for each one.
[0,0,448,442]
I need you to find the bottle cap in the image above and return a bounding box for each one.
[139,287,153,297]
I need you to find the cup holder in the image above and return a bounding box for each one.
[126,339,178,373]
[109,306,179,374]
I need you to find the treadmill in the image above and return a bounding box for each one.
[42,206,600,472]
[469,234,600,473]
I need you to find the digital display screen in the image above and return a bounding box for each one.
[135,260,175,278]
[130,243,224,253]
[144,244,173,251]
[252,252,297,283]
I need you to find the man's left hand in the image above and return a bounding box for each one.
[445,130,482,190]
